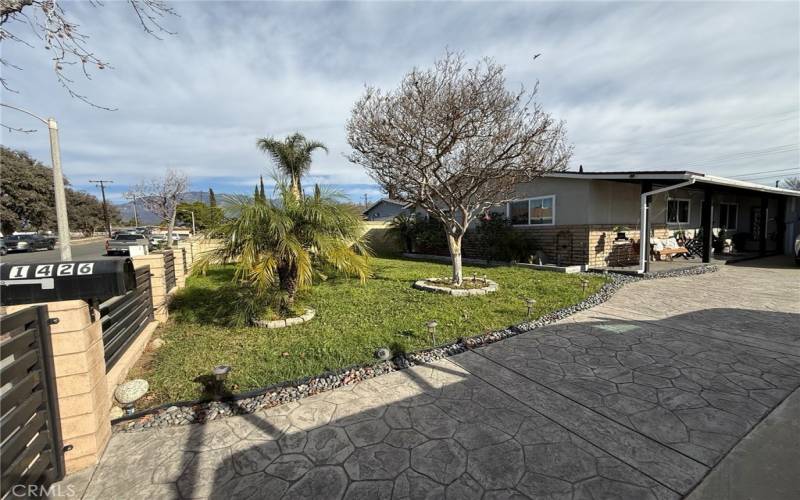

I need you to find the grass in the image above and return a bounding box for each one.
[130,256,607,407]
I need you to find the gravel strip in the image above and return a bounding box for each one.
[114,264,718,431]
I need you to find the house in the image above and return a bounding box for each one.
[363,198,412,221]
[454,170,800,270]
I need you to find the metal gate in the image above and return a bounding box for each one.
[1,306,65,496]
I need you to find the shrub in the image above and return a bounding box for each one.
[476,216,539,262]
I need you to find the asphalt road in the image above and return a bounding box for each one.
[0,240,114,265]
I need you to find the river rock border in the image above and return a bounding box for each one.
[253,308,315,329]
[114,264,718,431]
[413,277,498,296]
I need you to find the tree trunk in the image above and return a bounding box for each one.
[290,175,303,199]
[446,233,464,285]
[277,261,298,312]
[167,207,177,247]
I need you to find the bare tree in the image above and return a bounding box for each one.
[132,169,188,247]
[347,52,571,284]
[781,177,800,191]
[0,0,176,108]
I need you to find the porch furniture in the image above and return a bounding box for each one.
[651,237,689,261]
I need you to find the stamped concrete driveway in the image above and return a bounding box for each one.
[63,257,800,499]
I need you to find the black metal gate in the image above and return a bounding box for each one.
[1,306,65,496]
[162,250,176,291]
[100,265,155,371]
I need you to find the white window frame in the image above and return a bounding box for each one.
[718,202,738,231]
[666,198,691,225]
[506,195,556,226]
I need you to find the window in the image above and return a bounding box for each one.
[718,203,737,230]
[667,199,690,224]
[508,196,555,226]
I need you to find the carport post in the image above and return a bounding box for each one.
[758,196,768,256]
[641,181,653,273]
[701,186,712,263]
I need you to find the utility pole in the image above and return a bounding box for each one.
[364,193,368,208]
[125,192,139,227]
[90,179,114,237]
[1,104,72,260]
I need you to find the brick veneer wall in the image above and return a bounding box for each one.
[587,225,672,267]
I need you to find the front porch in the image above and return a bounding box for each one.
[593,251,763,275]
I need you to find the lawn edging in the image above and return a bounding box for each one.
[113,263,718,432]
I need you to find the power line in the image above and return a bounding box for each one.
[729,167,799,178]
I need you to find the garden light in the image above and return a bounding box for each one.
[375,347,392,361]
[472,272,477,283]
[525,298,536,318]
[213,364,231,381]
[580,279,589,296]
[426,320,438,346]
[482,274,488,284]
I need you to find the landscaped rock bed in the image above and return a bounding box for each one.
[114,263,718,432]
[413,277,498,296]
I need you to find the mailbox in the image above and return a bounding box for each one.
[0,259,136,306]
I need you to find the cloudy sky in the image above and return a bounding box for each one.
[1,1,798,203]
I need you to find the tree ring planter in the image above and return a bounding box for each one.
[254,308,315,329]
[413,278,498,296]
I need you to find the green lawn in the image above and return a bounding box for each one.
[131,257,607,406]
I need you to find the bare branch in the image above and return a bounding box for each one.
[0,0,176,107]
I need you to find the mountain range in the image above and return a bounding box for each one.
[115,191,215,225]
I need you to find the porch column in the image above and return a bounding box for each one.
[759,196,768,256]
[641,181,653,273]
[701,186,713,263]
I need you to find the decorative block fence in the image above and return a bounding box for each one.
[0,238,221,478]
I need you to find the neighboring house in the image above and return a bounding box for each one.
[448,170,800,269]
[363,198,412,221]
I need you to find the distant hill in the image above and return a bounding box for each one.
[115,191,217,225]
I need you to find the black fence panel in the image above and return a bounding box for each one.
[162,250,176,291]
[100,265,154,371]
[0,306,65,496]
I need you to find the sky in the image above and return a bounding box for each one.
[1,0,798,204]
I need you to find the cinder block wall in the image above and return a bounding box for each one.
[131,254,169,323]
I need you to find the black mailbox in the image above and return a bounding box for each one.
[0,259,136,306]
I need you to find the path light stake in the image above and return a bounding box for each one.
[212,364,231,397]
[426,320,438,347]
[580,279,589,296]
[472,272,477,283]
[525,298,536,319]
[483,274,488,284]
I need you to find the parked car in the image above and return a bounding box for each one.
[106,233,150,256]
[4,234,55,252]
[0,238,7,256]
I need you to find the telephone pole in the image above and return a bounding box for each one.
[364,193,368,208]
[90,179,114,237]
[124,193,139,227]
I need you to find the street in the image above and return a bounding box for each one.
[0,240,113,265]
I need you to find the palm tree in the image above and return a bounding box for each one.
[256,133,328,199]
[202,182,370,316]
[387,213,417,253]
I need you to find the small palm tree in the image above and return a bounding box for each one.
[201,182,370,317]
[256,133,328,199]
[387,213,417,253]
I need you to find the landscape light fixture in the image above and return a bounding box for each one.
[482,274,488,284]
[426,320,438,346]
[213,364,231,381]
[525,298,536,318]
[472,272,477,283]
[580,279,589,296]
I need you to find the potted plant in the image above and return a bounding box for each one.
[612,225,630,241]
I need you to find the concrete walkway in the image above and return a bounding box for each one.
[61,257,800,499]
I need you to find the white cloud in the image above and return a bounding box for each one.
[1,0,797,202]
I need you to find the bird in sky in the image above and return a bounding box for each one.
[533,53,541,60]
